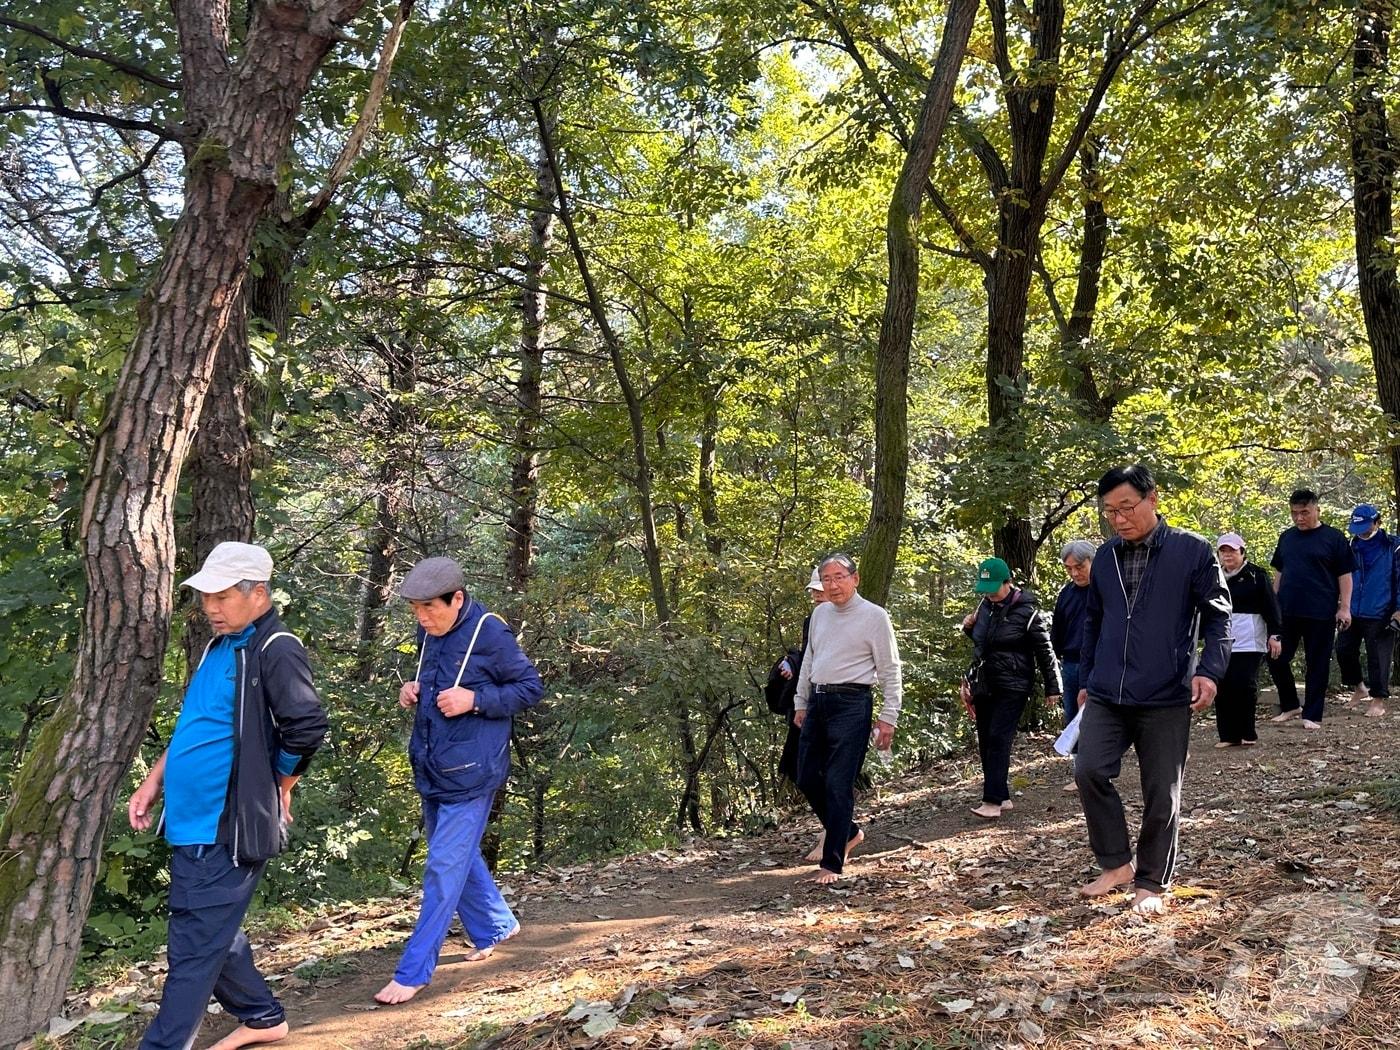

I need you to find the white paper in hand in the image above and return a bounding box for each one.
[1053,709,1082,757]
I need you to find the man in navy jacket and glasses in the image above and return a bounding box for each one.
[1074,465,1231,916]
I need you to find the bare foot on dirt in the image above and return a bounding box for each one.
[1367,700,1387,718]
[465,921,520,961]
[209,1022,290,1049]
[1351,685,1370,705]
[812,867,841,885]
[804,833,824,862]
[1079,862,1134,897]
[1131,888,1166,916]
[374,980,425,1005]
[970,803,1002,820]
[844,829,865,859]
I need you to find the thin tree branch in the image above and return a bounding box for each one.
[1038,0,1209,207]
[0,103,179,141]
[301,0,416,228]
[89,138,165,205]
[0,16,180,90]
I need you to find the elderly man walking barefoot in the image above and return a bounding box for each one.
[128,542,329,1050]
[1074,466,1232,915]
[792,553,902,884]
[375,557,542,1005]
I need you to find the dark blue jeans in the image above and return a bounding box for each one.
[796,689,872,874]
[139,844,284,1050]
[1059,661,1081,727]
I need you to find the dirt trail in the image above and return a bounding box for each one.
[68,693,1400,1049]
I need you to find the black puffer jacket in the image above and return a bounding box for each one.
[965,589,1062,699]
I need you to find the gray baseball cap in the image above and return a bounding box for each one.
[400,556,465,601]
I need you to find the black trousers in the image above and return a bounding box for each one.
[1335,616,1395,699]
[796,689,871,874]
[1217,651,1263,744]
[1268,614,1336,722]
[971,691,1028,804]
[1074,699,1192,894]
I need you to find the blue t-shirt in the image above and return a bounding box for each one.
[1271,523,1352,619]
[163,625,254,846]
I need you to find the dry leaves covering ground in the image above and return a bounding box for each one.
[49,692,1400,1050]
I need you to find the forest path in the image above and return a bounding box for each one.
[80,692,1400,1049]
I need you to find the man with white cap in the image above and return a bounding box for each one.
[128,541,328,1050]
[1336,503,1400,718]
[375,556,542,1005]
[1214,533,1282,748]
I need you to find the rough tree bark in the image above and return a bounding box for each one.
[182,293,257,664]
[860,0,978,604]
[183,0,414,666]
[0,2,368,1040]
[1351,0,1400,521]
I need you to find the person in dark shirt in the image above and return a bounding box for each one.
[1267,489,1353,729]
[1336,503,1400,719]
[958,557,1061,820]
[1215,533,1282,747]
[1051,540,1095,791]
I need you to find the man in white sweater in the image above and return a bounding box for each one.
[793,553,902,883]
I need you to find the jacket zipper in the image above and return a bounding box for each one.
[233,647,246,867]
[1113,544,1152,703]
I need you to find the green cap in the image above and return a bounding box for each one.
[974,557,1012,594]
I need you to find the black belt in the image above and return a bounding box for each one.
[813,683,872,696]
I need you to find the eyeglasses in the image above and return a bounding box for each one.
[1100,499,1146,521]
[819,571,854,585]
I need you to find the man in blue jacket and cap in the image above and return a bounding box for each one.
[1074,465,1232,916]
[1336,503,1400,719]
[128,541,328,1050]
[376,557,543,1005]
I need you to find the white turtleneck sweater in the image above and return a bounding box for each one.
[794,592,903,725]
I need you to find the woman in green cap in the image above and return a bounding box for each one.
[959,557,1062,818]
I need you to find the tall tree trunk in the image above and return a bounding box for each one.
[182,293,257,664]
[505,127,558,594]
[1061,139,1114,422]
[356,323,420,682]
[1352,0,1400,521]
[181,0,413,666]
[861,0,978,604]
[0,3,368,1039]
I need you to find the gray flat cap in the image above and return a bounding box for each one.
[400,556,465,600]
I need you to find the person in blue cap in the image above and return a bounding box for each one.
[1336,503,1400,719]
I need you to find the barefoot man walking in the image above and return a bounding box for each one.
[792,553,902,884]
[1075,466,1232,915]
[128,542,329,1050]
[375,557,542,1005]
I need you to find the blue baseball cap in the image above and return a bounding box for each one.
[1349,504,1381,535]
